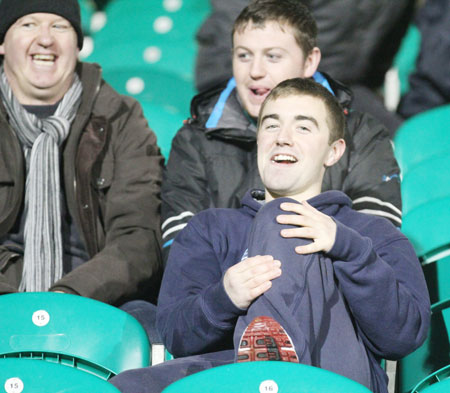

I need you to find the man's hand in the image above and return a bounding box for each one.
[277,201,337,254]
[223,255,281,309]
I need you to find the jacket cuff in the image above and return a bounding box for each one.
[201,278,246,329]
[49,285,80,296]
[0,284,18,295]
[327,220,371,262]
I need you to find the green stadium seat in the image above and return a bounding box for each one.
[396,299,450,393]
[394,106,450,393]
[394,105,450,264]
[394,105,450,175]
[102,68,194,110]
[399,159,450,261]
[393,24,421,96]
[0,358,120,393]
[423,256,450,305]
[162,362,372,393]
[86,0,210,79]
[82,0,212,158]
[0,293,150,380]
[140,101,185,159]
[102,68,193,158]
[412,364,450,393]
[78,0,96,36]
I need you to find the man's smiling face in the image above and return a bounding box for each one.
[0,13,79,105]
[232,21,317,119]
[257,94,342,202]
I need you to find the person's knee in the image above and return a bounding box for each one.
[254,197,300,230]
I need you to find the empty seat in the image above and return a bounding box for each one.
[396,299,450,393]
[0,358,121,393]
[0,293,150,379]
[162,362,372,393]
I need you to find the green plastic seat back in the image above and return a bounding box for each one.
[86,0,210,78]
[393,24,421,96]
[78,0,95,36]
[139,101,185,159]
[421,379,450,393]
[412,364,450,393]
[399,158,450,260]
[394,105,450,262]
[162,362,372,393]
[0,293,150,379]
[102,68,194,158]
[394,105,450,174]
[0,358,120,393]
[83,0,212,159]
[423,256,450,305]
[396,299,450,393]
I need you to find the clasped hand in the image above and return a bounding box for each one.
[223,255,281,309]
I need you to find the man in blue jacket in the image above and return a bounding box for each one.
[110,78,430,393]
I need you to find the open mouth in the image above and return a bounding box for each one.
[271,154,298,164]
[250,87,270,97]
[32,54,56,65]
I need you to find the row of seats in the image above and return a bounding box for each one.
[393,104,450,393]
[0,292,372,392]
[0,290,448,392]
[0,292,146,392]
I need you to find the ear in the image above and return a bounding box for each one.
[302,47,321,78]
[324,138,346,167]
[0,43,5,55]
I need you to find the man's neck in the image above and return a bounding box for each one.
[265,188,322,203]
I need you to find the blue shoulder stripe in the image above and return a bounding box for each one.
[313,72,335,96]
[206,75,331,129]
[163,239,174,249]
[205,78,237,128]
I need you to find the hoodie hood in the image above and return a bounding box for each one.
[241,189,353,219]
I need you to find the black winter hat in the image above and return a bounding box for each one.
[0,0,83,49]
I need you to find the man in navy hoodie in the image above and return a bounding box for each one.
[110,79,430,393]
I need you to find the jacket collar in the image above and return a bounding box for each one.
[74,62,103,116]
[193,72,353,142]
[192,78,257,142]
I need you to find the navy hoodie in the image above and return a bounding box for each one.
[157,190,430,393]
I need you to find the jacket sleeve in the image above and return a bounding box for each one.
[397,0,450,118]
[156,216,244,357]
[328,219,430,359]
[342,112,402,227]
[161,122,211,261]
[0,248,22,294]
[50,97,164,305]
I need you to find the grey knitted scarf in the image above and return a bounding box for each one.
[0,68,83,292]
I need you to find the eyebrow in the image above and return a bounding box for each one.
[261,114,279,123]
[261,113,319,128]
[233,46,286,53]
[294,114,319,128]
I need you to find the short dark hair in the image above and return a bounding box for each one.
[258,78,346,144]
[232,0,317,57]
